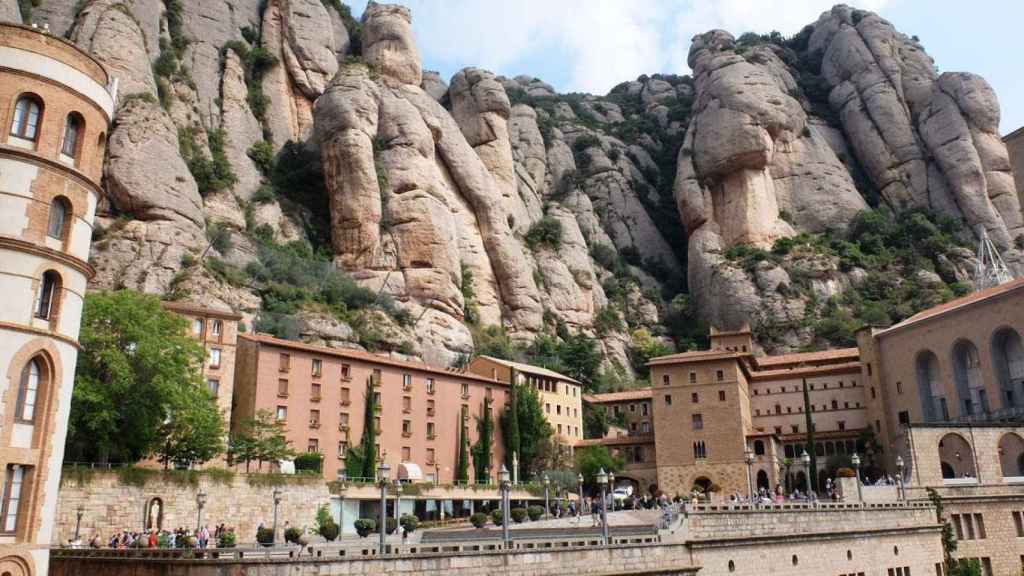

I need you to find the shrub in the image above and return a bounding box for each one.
[248,141,275,175]
[510,507,527,523]
[399,513,419,533]
[354,518,376,538]
[384,517,398,534]
[284,526,302,544]
[490,508,504,526]
[217,530,236,548]
[594,306,624,336]
[251,184,277,204]
[320,520,339,541]
[256,526,274,545]
[590,243,618,269]
[525,217,563,251]
[470,512,488,529]
[527,505,544,521]
[294,451,323,473]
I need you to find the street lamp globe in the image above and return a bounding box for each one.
[379,462,391,483]
[499,464,510,485]
[596,468,608,486]
[896,455,904,472]
[801,450,811,467]
[609,472,615,487]
[577,473,584,486]
[851,453,861,468]
[395,479,404,496]
[197,490,207,508]
[543,474,550,487]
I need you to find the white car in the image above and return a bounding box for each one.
[611,485,634,502]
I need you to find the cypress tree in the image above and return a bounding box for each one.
[456,413,470,483]
[802,376,818,493]
[502,380,521,472]
[359,376,378,480]
[472,397,494,484]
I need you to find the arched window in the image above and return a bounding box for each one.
[16,358,42,422]
[61,112,85,159]
[992,328,1024,409]
[952,340,986,416]
[753,440,765,455]
[47,196,71,240]
[35,270,61,321]
[938,433,976,479]
[916,350,947,421]
[10,94,43,141]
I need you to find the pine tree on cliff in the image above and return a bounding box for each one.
[501,378,521,473]
[472,397,494,484]
[802,376,818,493]
[456,414,470,484]
[358,376,378,481]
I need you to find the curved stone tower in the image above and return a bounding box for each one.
[0,22,113,576]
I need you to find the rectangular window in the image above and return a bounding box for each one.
[974,513,986,539]
[308,438,318,452]
[211,319,222,337]
[461,382,470,398]
[641,403,649,416]
[279,353,290,373]
[897,381,903,394]
[691,392,699,404]
[898,411,910,425]
[209,348,222,368]
[641,422,650,434]
[403,396,412,412]
[952,514,964,540]
[427,399,435,416]
[338,441,347,459]
[1013,511,1023,537]
[718,390,726,401]
[462,404,469,421]
[1,465,26,534]
[427,422,435,439]
[311,383,321,401]
[278,378,288,397]
[791,425,799,433]
[665,394,672,405]
[692,413,703,430]
[341,364,351,380]
[716,370,724,382]
[663,374,671,386]
[545,403,551,413]
[401,446,411,461]
[403,373,412,390]
[372,368,382,384]
[557,424,563,435]
[312,358,322,377]
[339,412,349,428]
[838,421,846,431]
[192,318,204,336]
[629,403,636,413]
[689,371,696,384]
[340,387,350,404]
[276,406,287,421]
[426,448,435,464]
[310,409,320,427]
[402,420,412,436]
[207,378,220,396]
[426,378,435,394]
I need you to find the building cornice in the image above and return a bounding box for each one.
[0,146,102,195]
[0,22,109,85]
[0,321,81,350]
[0,236,95,279]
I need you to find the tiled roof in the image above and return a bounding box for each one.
[161,300,242,320]
[583,389,653,404]
[475,355,581,384]
[647,349,746,366]
[241,333,505,385]
[747,361,863,381]
[576,435,655,447]
[754,348,860,368]
[877,276,1024,336]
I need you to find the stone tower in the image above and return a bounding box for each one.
[0,22,114,576]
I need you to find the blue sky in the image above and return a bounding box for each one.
[349,0,1022,135]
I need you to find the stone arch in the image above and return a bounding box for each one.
[915,350,947,421]
[0,554,32,576]
[938,433,976,479]
[692,476,713,494]
[991,327,1024,410]
[756,469,769,491]
[999,433,1024,478]
[952,339,987,416]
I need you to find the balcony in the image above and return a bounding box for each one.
[426,433,435,441]
[311,395,321,403]
[402,432,412,438]
[309,421,320,429]
[339,424,349,432]
[426,408,435,417]
[426,388,435,396]
[277,393,289,399]
[402,407,412,414]
[340,399,351,406]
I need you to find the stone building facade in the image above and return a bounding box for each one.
[233,334,509,484]
[0,22,114,576]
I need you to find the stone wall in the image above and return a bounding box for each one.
[54,470,542,545]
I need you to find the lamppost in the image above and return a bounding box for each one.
[394,479,403,525]
[801,450,811,495]
[896,455,906,502]
[596,468,610,545]
[500,465,511,548]
[272,488,282,545]
[609,472,616,512]
[74,504,84,542]
[744,449,755,502]
[851,453,863,503]
[195,490,207,532]
[543,474,550,519]
[378,462,390,555]
[577,473,584,516]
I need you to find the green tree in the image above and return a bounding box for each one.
[153,384,225,468]
[357,377,379,480]
[456,415,470,484]
[630,328,673,380]
[228,409,295,472]
[66,290,208,464]
[582,403,609,439]
[575,446,623,490]
[802,376,818,493]
[472,397,494,484]
[506,384,553,480]
[501,379,521,472]
[557,332,602,386]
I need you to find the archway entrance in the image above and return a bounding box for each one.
[999,433,1024,478]
[938,433,976,479]
[692,477,712,494]
[756,470,769,491]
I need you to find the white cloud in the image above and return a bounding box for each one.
[353,0,893,94]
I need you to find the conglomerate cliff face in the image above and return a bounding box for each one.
[8,1,1021,372]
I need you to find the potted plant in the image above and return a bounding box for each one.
[284,527,302,544]
[384,517,398,535]
[490,508,503,526]
[470,512,488,529]
[354,518,376,538]
[527,505,543,521]
[256,527,274,546]
[511,508,527,523]
[217,531,237,548]
[399,514,419,534]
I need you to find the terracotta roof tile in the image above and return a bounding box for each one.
[161,300,242,320]
[576,435,655,447]
[754,348,861,368]
[475,355,581,384]
[647,349,746,366]
[583,389,653,403]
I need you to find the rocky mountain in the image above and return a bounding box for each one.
[8,1,1021,386]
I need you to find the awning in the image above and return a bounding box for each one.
[398,462,423,481]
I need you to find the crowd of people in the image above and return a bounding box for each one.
[82,524,234,549]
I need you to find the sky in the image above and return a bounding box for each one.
[348,0,1024,135]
